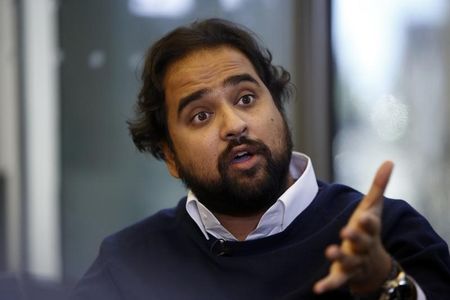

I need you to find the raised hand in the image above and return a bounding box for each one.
[314,161,394,295]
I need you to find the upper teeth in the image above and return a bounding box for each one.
[236,152,248,158]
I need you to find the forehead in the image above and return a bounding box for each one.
[163,46,261,107]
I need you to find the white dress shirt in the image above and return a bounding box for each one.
[186,152,318,241]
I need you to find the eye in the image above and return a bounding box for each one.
[237,94,255,106]
[191,111,212,124]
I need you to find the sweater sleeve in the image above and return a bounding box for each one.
[381,199,450,298]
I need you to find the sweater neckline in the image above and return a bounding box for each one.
[176,181,339,257]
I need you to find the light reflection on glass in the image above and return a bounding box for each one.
[87,50,106,69]
[218,0,244,11]
[128,0,195,17]
[370,94,408,141]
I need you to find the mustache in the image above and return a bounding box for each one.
[218,136,271,167]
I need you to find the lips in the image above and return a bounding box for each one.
[233,151,253,163]
[228,144,257,165]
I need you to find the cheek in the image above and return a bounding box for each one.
[172,131,221,170]
[263,114,287,148]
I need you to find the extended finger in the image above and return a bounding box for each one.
[347,162,393,229]
[324,244,341,260]
[313,263,349,294]
[360,161,394,211]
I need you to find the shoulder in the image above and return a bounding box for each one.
[316,181,421,216]
[99,197,187,258]
[313,181,364,215]
[316,181,367,204]
[71,198,191,299]
[312,181,437,234]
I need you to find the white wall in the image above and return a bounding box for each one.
[22,0,61,280]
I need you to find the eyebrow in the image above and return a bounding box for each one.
[223,73,260,88]
[177,73,260,116]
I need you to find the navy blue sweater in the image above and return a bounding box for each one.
[72,182,450,299]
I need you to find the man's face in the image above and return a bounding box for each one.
[162,46,293,216]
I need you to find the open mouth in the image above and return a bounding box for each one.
[232,151,254,164]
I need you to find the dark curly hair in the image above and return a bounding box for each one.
[128,18,292,160]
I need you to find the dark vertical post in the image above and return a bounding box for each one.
[293,0,334,181]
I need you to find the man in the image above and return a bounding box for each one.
[72,19,450,299]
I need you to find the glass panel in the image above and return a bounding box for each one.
[60,0,296,281]
[332,0,450,243]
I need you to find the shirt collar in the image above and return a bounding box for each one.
[185,152,319,241]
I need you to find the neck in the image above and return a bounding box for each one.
[214,174,296,241]
[213,211,265,241]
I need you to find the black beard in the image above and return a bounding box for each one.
[174,125,293,217]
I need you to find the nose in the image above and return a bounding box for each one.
[219,105,248,141]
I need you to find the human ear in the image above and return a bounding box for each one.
[161,143,180,178]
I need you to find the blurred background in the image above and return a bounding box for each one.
[0,0,449,296]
